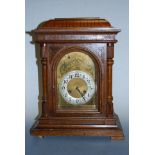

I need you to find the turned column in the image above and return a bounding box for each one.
[40,43,48,117]
[106,43,114,117]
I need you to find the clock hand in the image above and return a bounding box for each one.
[76,86,86,101]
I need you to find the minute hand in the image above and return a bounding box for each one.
[76,87,86,101]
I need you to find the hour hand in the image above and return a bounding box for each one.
[76,86,82,95]
[76,86,86,101]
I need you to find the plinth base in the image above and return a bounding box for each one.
[30,114,124,140]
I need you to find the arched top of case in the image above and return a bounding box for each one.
[38,17,112,28]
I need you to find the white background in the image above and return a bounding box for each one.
[25,1,129,154]
[0,0,155,155]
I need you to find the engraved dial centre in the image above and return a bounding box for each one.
[67,78,88,98]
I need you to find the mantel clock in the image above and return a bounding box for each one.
[30,18,124,140]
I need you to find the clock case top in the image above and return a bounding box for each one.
[30,18,124,140]
[32,17,120,43]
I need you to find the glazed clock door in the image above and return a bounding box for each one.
[57,51,97,111]
[49,44,106,116]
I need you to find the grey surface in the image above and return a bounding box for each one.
[25,0,129,154]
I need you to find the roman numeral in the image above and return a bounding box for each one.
[63,80,68,84]
[75,73,79,77]
[87,79,91,83]
[76,99,80,103]
[61,86,65,90]
[69,75,73,79]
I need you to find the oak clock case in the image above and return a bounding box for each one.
[30,18,124,140]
